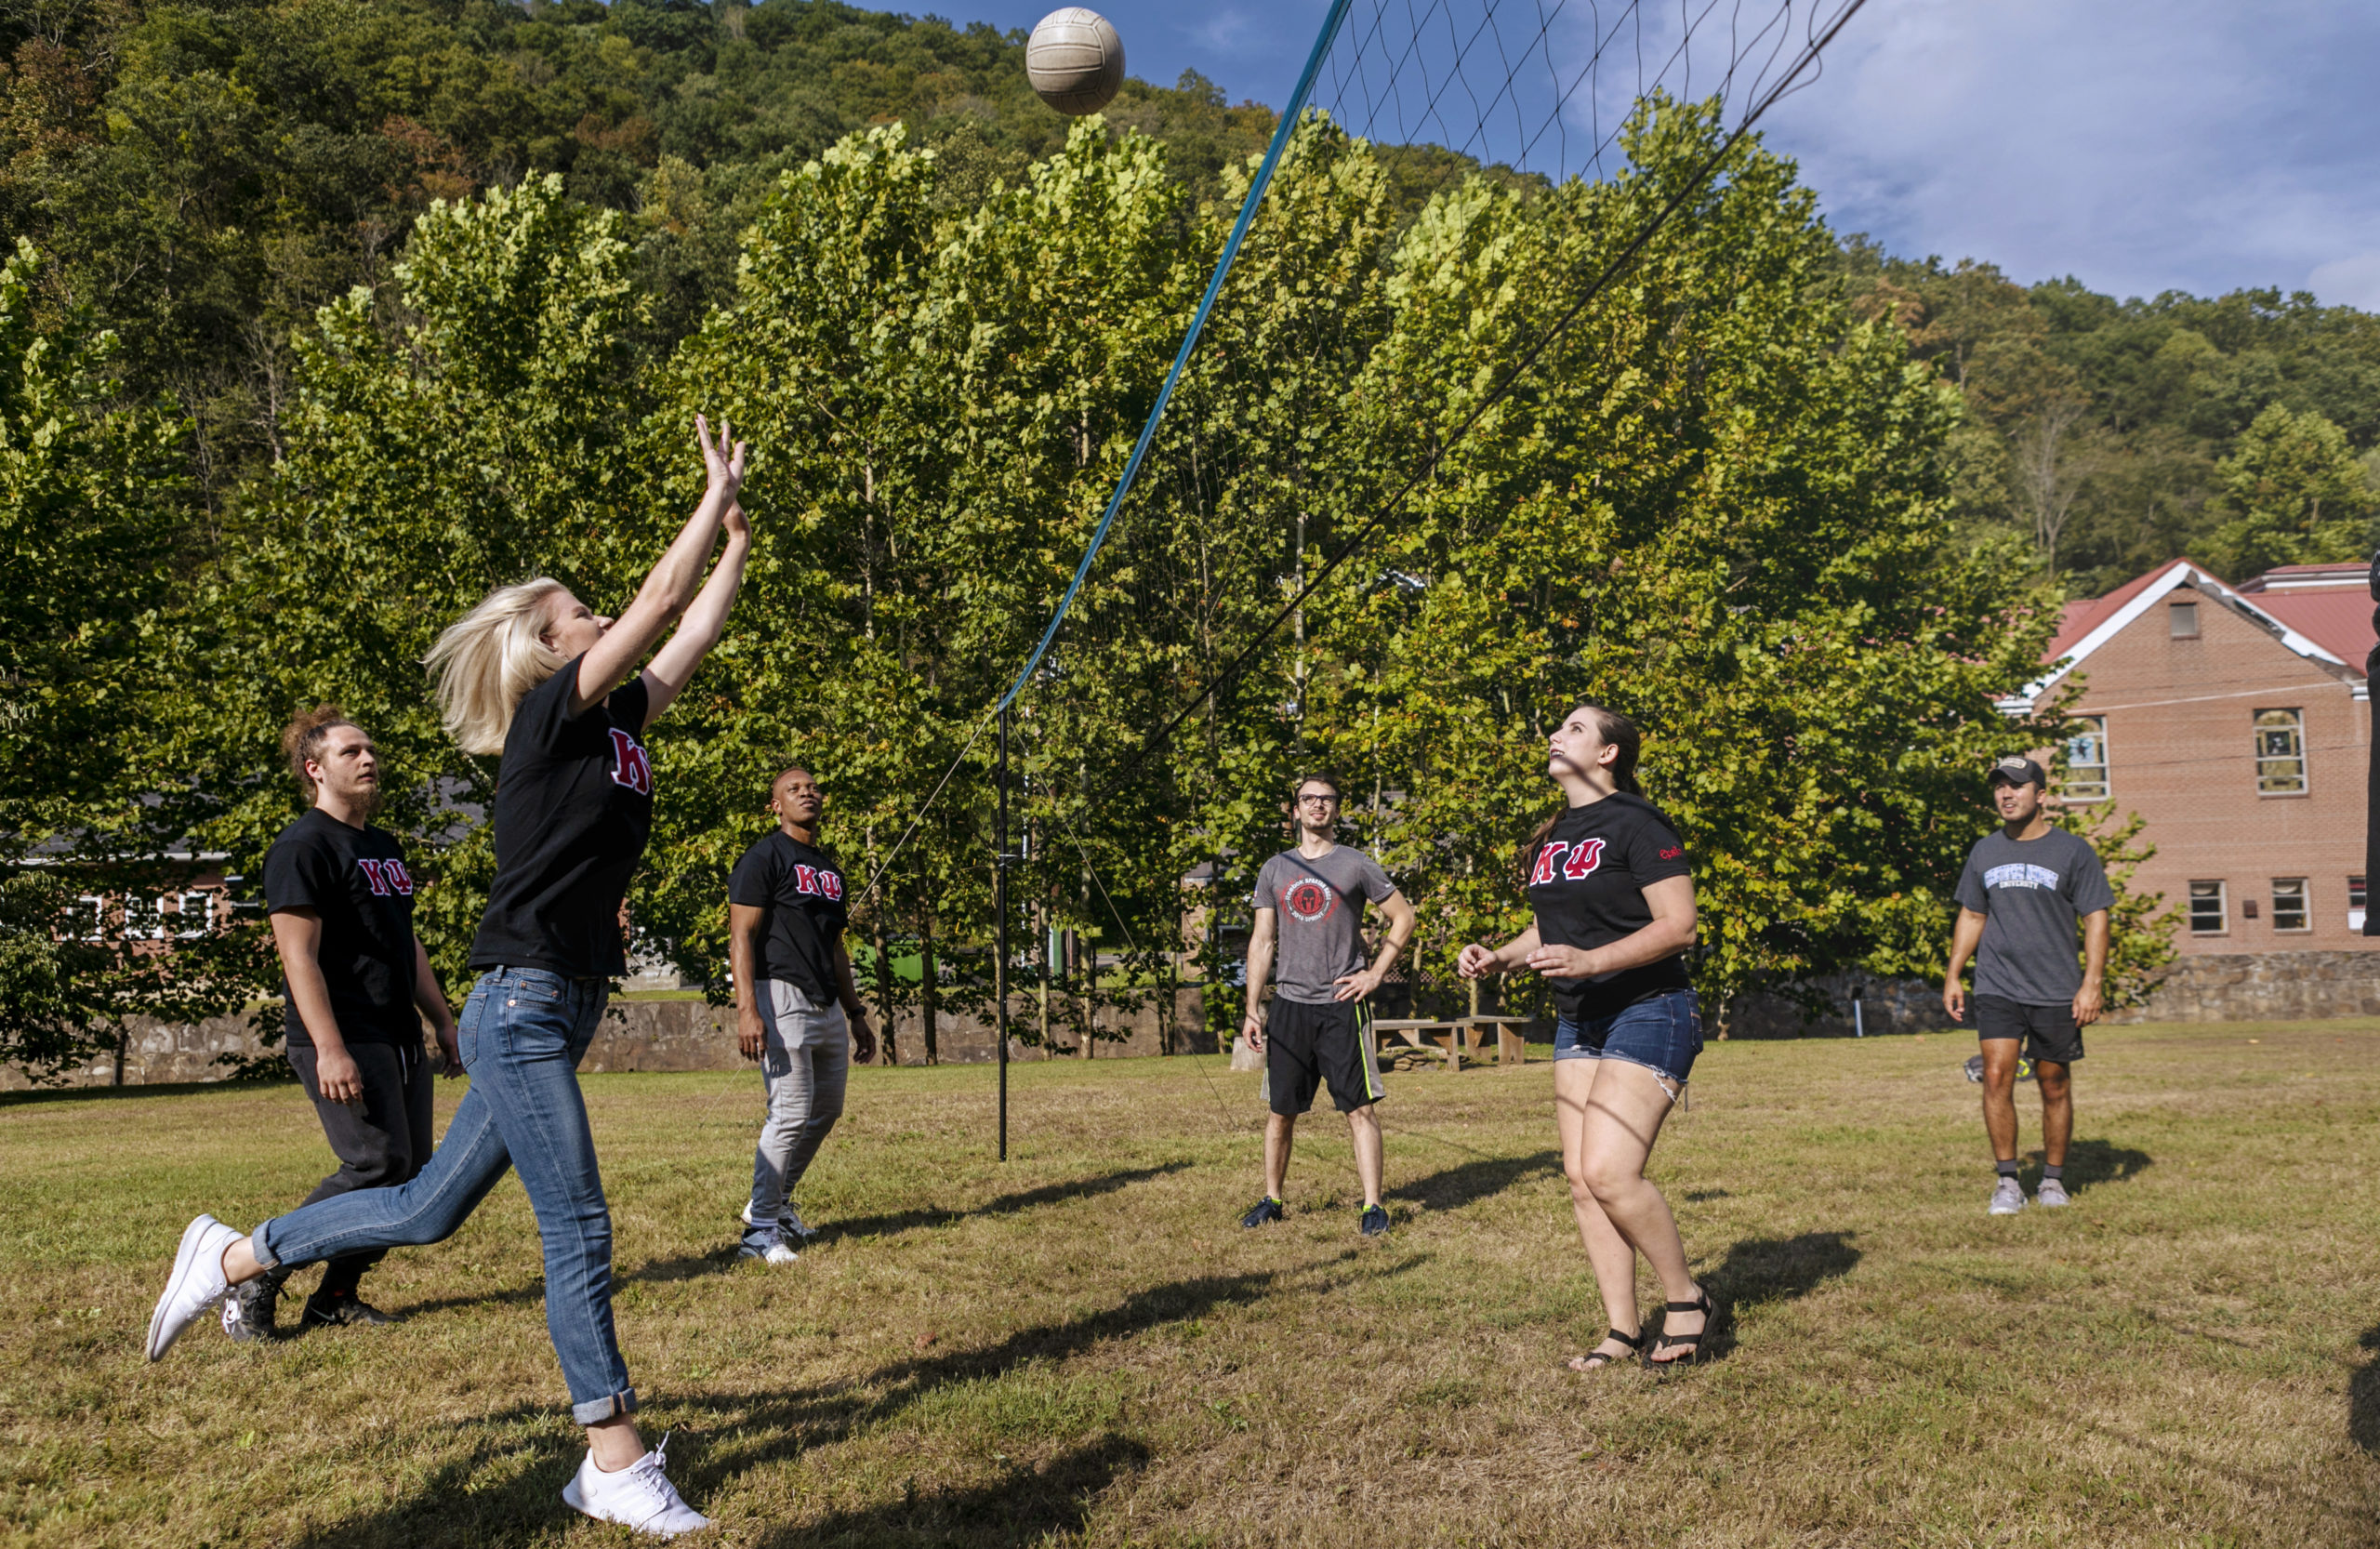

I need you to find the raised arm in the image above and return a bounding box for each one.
[640,501,751,729]
[1524,874,1696,981]
[571,416,747,715]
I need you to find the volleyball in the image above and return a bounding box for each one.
[1025,7,1125,116]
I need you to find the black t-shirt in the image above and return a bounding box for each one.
[727,831,850,1003]
[1525,792,1694,1020]
[469,658,654,977]
[262,809,420,1048]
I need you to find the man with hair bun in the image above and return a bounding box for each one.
[726,765,875,1264]
[1238,773,1416,1238]
[226,708,460,1342]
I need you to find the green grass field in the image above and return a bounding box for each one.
[6,1020,2378,1547]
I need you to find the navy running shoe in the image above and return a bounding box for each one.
[1239,1196,1284,1228]
[1358,1205,1389,1238]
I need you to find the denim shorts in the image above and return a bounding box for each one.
[1553,987,1702,1090]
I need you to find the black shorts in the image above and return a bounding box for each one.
[1974,995,2083,1064]
[1263,998,1385,1117]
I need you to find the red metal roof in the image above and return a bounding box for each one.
[2043,560,2199,663]
[2255,589,2375,668]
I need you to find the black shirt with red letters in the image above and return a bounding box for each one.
[1524,792,1694,1021]
[727,831,849,1005]
[262,808,420,1048]
[469,657,654,978]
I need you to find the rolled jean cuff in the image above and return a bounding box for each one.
[248,1218,287,1271]
[573,1387,639,1425]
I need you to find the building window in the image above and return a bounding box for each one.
[2270,880,2308,933]
[2353,876,2369,932]
[2169,601,2200,638]
[76,894,105,941]
[2254,708,2307,794]
[2188,880,2227,934]
[165,891,213,939]
[2062,717,2110,802]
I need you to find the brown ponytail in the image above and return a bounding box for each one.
[281,705,359,801]
[1516,704,1645,884]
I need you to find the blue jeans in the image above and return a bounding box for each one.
[252,968,636,1424]
[1553,987,1703,1093]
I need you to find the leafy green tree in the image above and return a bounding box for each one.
[2206,403,2376,578]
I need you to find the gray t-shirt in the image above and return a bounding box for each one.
[1253,845,1397,1004]
[1953,827,2114,1005]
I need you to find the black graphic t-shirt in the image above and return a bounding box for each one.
[469,658,654,977]
[1525,792,1694,1020]
[727,830,849,1004]
[262,808,420,1048]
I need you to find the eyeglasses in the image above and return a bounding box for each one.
[1296,795,1338,808]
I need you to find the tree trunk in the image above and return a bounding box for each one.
[919,909,939,1066]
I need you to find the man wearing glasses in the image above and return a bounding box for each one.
[1239,774,1418,1237]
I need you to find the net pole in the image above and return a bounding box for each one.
[995,703,1012,1159]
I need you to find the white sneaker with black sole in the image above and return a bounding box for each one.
[738,1199,817,1241]
[2034,1178,2070,1208]
[1988,1177,2026,1216]
[562,1434,712,1538]
[147,1214,242,1360]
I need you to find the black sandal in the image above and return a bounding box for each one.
[1567,1327,1645,1372]
[1647,1290,1713,1367]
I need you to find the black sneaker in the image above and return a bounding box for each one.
[220,1276,282,1344]
[1239,1196,1285,1228]
[1358,1205,1389,1238]
[302,1288,393,1330]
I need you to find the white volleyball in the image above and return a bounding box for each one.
[1026,7,1125,116]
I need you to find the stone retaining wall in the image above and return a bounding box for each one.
[3,989,1220,1091]
[13,952,2372,1089]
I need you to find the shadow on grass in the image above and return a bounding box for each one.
[278,1259,1396,1547]
[2351,1325,2380,1456]
[2046,1138,2153,1194]
[0,1074,297,1107]
[1386,1149,1559,1211]
[1702,1231,1860,1312]
[622,1161,1198,1287]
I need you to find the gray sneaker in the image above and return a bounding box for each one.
[1988,1177,2026,1215]
[2034,1178,2071,1208]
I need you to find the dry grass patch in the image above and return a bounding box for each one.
[4,1019,2377,1546]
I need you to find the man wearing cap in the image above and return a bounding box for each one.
[1941,756,2113,1216]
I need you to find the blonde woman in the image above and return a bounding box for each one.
[146,418,752,1539]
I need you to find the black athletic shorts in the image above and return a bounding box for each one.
[1263,998,1385,1117]
[1974,994,2083,1064]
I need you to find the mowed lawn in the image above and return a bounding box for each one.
[5,1020,2378,1548]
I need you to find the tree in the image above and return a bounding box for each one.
[2206,403,2376,578]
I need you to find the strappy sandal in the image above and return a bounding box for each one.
[1647,1290,1713,1367]
[1566,1327,1645,1373]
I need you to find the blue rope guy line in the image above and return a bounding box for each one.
[998,0,1356,712]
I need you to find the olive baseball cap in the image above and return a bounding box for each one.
[1987,755,2047,788]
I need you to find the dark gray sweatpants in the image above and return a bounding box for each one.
[283,1039,434,1294]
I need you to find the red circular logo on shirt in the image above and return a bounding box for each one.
[1282,878,1337,923]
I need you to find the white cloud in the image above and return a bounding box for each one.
[1751,0,2380,303]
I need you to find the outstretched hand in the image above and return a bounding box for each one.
[697,414,747,496]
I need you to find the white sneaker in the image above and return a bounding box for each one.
[739,1199,817,1241]
[562,1434,712,1538]
[2035,1178,2071,1208]
[147,1214,241,1360]
[1988,1177,2026,1216]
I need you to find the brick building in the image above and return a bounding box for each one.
[2006,558,2373,955]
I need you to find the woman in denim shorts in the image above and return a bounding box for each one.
[146,418,755,1538]
[1460,704,1711,1372]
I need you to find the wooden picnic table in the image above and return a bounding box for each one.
[1370,1015,1532,1072]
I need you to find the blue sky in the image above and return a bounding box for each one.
[942,1,2380,310]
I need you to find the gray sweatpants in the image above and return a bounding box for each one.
[748,979,849,1224]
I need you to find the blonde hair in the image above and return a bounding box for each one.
[425,578,570,756]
